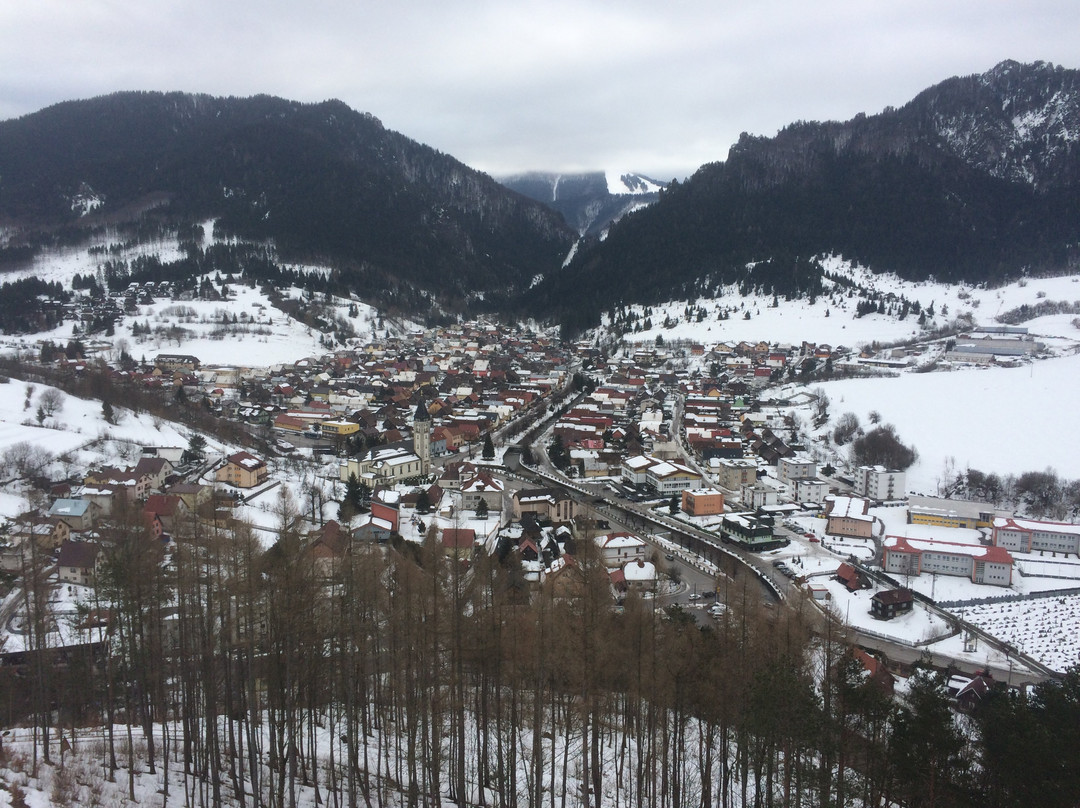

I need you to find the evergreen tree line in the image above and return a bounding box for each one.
[6,492,1080,808]
[0,277,68,335]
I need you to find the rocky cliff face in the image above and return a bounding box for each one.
[915,60,1080,188]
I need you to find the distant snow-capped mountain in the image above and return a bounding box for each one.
[499,170,666,237]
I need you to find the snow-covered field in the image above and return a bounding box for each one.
[816,351,1080,495]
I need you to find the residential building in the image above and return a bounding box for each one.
[740,481,778,510]
[680,488,725,517]
[154,354,201,372]
[646,459,702,494]
[824,496,876,539]
[441,528,477,560]
[459,471,504,512]
[720,512,777,548]
[143,494,190,538]
[714,458,758,491]
[870,588,914,620]
[882,535,1013,586]
[47,498,99,532]
[854,466,906,501]
[596,532,648,568]
[57,540,102,586]
[305,521,350,578]
[216,451,269,489]
[795,477,829,505]
[512,488,577,524]
[777,456,817,486]
[621,454,656,487]
[620,559,657,592]
[835,562,867,591]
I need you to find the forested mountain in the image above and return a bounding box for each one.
[499,171,665,237]
[0,92,577,312]
[3,62,1080,332]
[531,60,1080,335]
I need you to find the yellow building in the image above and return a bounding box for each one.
[907,496,1000,530]
[216,452,269,489]
[320,419,360,438]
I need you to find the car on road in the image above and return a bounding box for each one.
[688,593,700,601]
[771,559,788,568]
[664,553,675,561]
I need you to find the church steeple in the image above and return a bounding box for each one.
[412,400,431,476]
[413,400,430,423]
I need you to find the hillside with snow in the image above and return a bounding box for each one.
[606,256,1080,348]
[603,256,1080,498]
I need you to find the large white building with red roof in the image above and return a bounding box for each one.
[883,535,1013,586]
[992,517,1080,555]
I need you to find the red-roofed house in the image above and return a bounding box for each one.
[441,528,476,560]
[144,494,190,538]
[835,562,867,592]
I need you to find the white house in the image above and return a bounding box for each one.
[596,532,648,568]
[620,559,657,592]
[646,460,702,495]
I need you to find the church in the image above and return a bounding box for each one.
[338,402,432,486]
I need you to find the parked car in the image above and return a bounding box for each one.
[772,559,788,568]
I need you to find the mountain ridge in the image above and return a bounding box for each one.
[0,91,577,315]
[3,63,1080,334]
[531,60,1080,335]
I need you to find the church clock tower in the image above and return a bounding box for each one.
[412,400,431,476]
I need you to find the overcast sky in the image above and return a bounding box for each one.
[2,1,1078,179]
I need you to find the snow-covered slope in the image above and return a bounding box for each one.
[604,171,666,195]
[602,256,1080,347]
